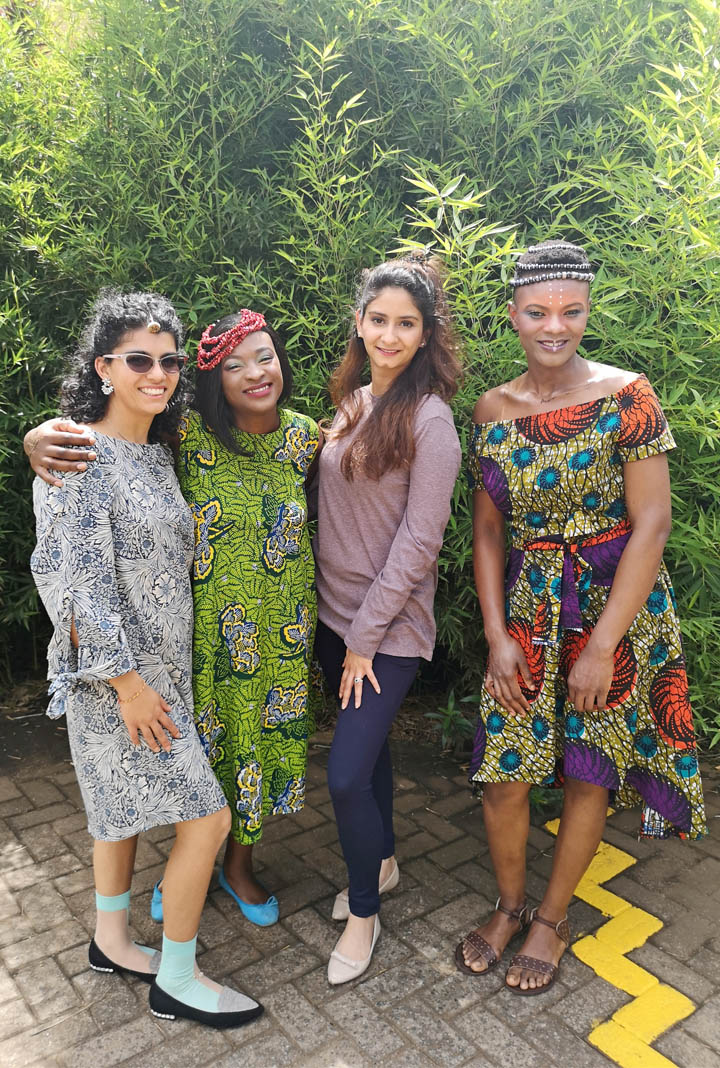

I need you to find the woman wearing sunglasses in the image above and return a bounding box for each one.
[28,289,263,1029]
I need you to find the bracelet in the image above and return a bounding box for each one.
[117,681,147,705]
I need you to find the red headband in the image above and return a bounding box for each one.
[196,309,268,371]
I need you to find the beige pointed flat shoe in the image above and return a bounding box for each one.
[327,915,381,985]
[331,860,400,921]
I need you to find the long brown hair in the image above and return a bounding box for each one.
[328,253,462,480]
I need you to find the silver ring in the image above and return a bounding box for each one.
[353,676,363,683]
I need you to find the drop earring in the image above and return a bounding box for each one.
[101,378,114,396]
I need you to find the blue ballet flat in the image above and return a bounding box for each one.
[218,869,279,927]
[150,881,163,924]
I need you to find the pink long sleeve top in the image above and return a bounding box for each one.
[313,387,461,661]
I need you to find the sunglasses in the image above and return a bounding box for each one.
[101,351,187,374]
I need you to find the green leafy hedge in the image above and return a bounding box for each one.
[2,0,719,741]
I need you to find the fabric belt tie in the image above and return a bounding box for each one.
[518,518,632,645]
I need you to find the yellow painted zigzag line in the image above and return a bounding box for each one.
[545,819,695,1068]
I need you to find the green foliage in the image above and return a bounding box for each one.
[424,689,477,753]
[1,0,719,746]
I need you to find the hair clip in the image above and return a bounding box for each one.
[147,320,161,334]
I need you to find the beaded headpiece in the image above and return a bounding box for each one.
[197,309,268,371]
[147,319,161,333]
[510,241,595,288]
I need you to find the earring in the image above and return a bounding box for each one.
[101,378,114,396]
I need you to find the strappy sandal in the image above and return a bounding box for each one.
[505,908,570,996]
[454,898,529,976]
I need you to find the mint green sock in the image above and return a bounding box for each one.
[96,890,130,912]
[156,934,220,1012]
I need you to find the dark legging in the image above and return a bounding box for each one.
[315,620,419,917]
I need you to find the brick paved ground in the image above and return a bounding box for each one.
[1,712,719,1068]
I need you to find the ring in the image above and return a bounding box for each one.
[353,677,363,683]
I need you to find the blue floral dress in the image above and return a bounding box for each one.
[30,433,228,841]
[178,408,319,844]
[467,376,706,839]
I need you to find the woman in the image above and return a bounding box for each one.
[29,290,263,1027]
[25,308,319,928]
[458,240,706,995]
[313,253,463,984]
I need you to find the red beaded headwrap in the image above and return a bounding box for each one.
[196,309,268,371]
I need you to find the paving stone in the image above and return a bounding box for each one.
[688,945,720,984]
[0,997,35,1041]
[683,991,720,1047]
[393,791,430,814]
[274,873,336,916]
[17,779,65,808]
[395,831,442,863]
[651,913,717,961]
[522,1013,616,1068]
[234,942,321,995]
[8,803,77,833]
[53,867,95,897]
[0,1008,98,1068]
[286,805,327,831]
[455,1005,550,1067]
[59,829,94,866]
[410,808,463,842]
[1,918,87,971]
[296,1038,372,1067]
[357,956,439,1010]
[2,838,34,872]
[0,798,30,820]
[195,934,262,978]
[56,943,92,979]
[325,989,405,1055]
[428,835,483,871]
[263,984,338,1051]
[605,874,686,923]
[399,916,459,966]
[72,968,141,1029]
[379,884,444,926]
[55,1015,162,1068]
[627,942,715,1002]
[282,906,339,957]
[216,1031,298,1067]
[655,1026,720,1068]
[0,777,22,803]
[284,823,340,856]
[14,957,80,1021]
[425,891,495,936]
[301,845,350,886]
[431,790,480,818]
[122,1026,230,1067]
[567,898,605,939]
[550,977,631,1034]
[420,971,486,1016]
[401,857,466,899]
[485,976,570,1022]
[0,915,34,951]
[4,853,84,893]
[17,882,73,931]
[390,999,476,1065]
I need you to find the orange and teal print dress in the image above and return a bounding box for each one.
[467,375,706,838]
[178,408,319,844]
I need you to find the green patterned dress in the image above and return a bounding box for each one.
[178,408,319,844]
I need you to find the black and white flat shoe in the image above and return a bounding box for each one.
[88,939,160,984]
[149,981,264,1029]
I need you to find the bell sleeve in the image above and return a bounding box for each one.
[30,463,136,719]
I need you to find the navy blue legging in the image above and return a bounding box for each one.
[314,620,419,917]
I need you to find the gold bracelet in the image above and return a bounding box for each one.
[117,680,147,705]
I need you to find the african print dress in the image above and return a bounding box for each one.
[178,408,319,844]
[467,375,706,839]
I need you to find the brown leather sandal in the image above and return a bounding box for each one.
[454,898,529,976]
[505,908,570,996]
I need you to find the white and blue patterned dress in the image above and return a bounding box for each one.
[30,432,228,841]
